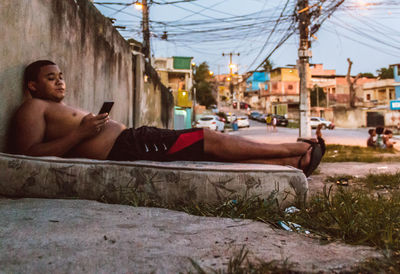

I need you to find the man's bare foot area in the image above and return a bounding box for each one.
[298,144,312,174]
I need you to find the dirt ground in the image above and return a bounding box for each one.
[308,161,400,196]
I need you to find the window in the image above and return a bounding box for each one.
[288,84,293,90]
[366,94,371,100]
[398,65,400,76]
[272,83,278,90]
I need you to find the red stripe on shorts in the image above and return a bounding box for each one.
[167,130,204,155]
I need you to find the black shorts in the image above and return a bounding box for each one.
[107,126,206,161]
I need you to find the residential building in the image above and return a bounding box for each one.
[152,56,194,129]
[390,63,400,99]
[244,71,269,110]
[363,79,396,106]
[267,67,300,118]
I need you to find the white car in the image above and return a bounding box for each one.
[195,115,225,132]
[310,117,334,129]
[236,116,250,128]
[226,113,237,123]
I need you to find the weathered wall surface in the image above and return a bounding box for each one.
[133,57,174,128]
[0,0,173,153]
[0,0,134,151]
[333,108,400,128]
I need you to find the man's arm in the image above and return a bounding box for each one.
[13,100,108,157]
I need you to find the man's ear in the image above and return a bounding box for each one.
[27,81,37,92]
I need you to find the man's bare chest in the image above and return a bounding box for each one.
[44,104,87,140]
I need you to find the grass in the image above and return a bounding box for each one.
[323,144,400,162]
[100,170,400,272]
[325,172,400,190]
[185,182,400,272]
[363,172,400,190]
[286,121,299,129]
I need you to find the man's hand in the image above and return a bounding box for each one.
[78,113,110,139]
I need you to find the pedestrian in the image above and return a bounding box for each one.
[265,114,272,132]
[375,126,385,148]
[383,129,396,149]
[272,115,277,132]
[367,128,376,147]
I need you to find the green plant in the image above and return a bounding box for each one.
[288,186,400,252]
[323,145,400,163]
[363,172,400,190]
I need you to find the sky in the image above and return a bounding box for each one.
[94,0,400,76]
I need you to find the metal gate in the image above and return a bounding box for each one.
[366,112,384,127]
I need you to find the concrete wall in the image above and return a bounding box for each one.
[133,57,174,129]
[332,108,400,128]
[0,0,173,152]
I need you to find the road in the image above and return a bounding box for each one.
[227,119,400,148]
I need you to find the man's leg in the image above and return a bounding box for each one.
[203,129,312,163]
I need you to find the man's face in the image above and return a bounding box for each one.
[29,65,66,102]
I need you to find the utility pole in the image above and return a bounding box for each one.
[142,0,150,60]
[222,52,240,110]
[298,0,311,138]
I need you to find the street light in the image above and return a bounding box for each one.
[134,1,143,10]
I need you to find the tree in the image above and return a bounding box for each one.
[376,67,394,79]
[359,72,375,78]
[346,58,361,108]
[193,62,216,107]
[262,59,274,72]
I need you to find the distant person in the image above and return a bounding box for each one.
[10,60,326,178]
[265,114,272,132]
[383,129,396,149]
[272,116,277,132]
[375,126,385,149]
[366,128,376,147]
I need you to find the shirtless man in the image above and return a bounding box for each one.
[11,60,324,177]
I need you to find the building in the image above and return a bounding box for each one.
[390,63,400,99]
[244,71,269,110]
[363,79,396,106]
[152,56,194,129]
[267,67,300,118]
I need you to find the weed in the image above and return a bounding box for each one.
[363,172,400,190]
[288,186,400,252]
[323,145,400,163]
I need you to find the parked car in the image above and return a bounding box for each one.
[237,116,250,128]
[273,115,289,127]
[310,117,334,129]
[248,111,261,120]
[256,114,268,123]
[195,115,225,132]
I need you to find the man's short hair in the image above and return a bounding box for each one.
[376,126,384,135]
[384,129,392,135]
[24,60,56,92]
[368,129,375,135]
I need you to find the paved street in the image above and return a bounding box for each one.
[227,119,400,149]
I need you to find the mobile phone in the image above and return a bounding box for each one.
[98,101,114,115]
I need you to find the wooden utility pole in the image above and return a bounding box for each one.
[222,52,240,110]
[298,0,311,138]
[142,0,150,60]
